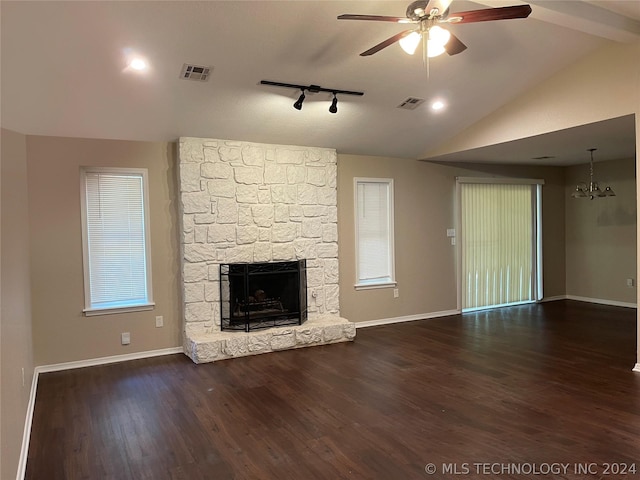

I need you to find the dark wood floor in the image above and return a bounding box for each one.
[27,301,639,479]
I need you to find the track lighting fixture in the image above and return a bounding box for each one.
[329,93,338,114]
[293,89,306,110]
[260,80,363,113]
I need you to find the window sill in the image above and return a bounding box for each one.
[354,282,397,291]
[83,302,155,317]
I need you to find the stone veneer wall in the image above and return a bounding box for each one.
[178,137,340,339]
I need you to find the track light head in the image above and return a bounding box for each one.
[293,89,306,110]
[329,93,338,114]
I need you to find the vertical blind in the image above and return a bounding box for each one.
[461,183,534,310]
[356,180,394,285]
[84,171,149,309]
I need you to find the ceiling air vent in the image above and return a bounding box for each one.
[531,155,556,160]
[397,97,425,110]
[180,64,212,82]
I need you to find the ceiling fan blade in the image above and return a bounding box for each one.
[360,30,414,56]
[447,4,532,24]
[445,32,467,55]
[338,14,412,23]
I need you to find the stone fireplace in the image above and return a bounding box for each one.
[178,137,355,363]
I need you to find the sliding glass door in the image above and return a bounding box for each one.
[458,179,543,311]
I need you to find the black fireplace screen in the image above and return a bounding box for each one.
[220,260,307,332]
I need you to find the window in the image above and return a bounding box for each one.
[354,178,396,289]
[457,178,543,311]
[80,167,154,315]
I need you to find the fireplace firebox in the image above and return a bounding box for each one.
[220,260,307,332]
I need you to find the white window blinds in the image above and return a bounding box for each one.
[355,178,395,287]
[81,168,153,314]
[460,182,539,310]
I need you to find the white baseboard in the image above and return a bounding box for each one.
[36,346,184,373]
[539,295,638,308]
[354,309,461,329]
[539,295,568,302]
[633,364,640,373]
[353,296,636,330]
[565,295,637,309]
[16,368,39,480]
[538,295,637,308]
[16,346,184,480]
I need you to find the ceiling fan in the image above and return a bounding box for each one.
[338,0,532,57]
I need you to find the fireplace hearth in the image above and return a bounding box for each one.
[220,260,307,332]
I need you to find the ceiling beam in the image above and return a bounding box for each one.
[471,0,640,42]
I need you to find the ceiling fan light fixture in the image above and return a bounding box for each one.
[399,31,422,55]
[429,26,451,46]
[339,2,532,58]
[426,42,446,57]
[425,26,450,57]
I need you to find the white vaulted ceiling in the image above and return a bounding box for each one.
[1,1,638,162]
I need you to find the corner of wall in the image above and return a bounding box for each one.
[1,128,35,480]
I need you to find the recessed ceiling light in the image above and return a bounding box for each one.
[129,58,148,71]
[431,100,446,111]
[122,48,149,73]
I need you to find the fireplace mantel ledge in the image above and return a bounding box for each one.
[183,315,356,364]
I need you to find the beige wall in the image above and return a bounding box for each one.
[1,128,35,480]
[338,155,458,322]
[27,136,182,365]
[338,154,566,323]
[566,157,637,303]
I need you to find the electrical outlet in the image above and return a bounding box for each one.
[121,332,131,345]
[451,237,456,246]
[393,288,399,298]
[627,278,635,287]
[155,316,164,328]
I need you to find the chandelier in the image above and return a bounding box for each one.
[571,148,615,200]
